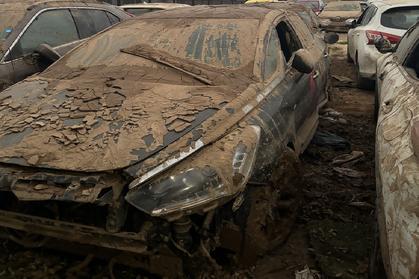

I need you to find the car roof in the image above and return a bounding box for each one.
[0,0,106,10]
[246,1,311,11]
[120,3,190,9]
[371,0,419,7]
[138,4,277,20]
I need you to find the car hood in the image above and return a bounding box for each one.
[0,70,242,173]
[319,11,361,19]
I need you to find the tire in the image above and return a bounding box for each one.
[356,63,374,90]
[347,45,353,63]
[369,223,387,279]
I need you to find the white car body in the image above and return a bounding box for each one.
[347,0,419,83]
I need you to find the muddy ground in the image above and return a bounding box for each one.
[0,40,376,279]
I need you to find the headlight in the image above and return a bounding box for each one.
[125,125,261,218]
[126,166,227,217]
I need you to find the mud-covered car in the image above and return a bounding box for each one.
[373,22,419,279]
[0,5,336,277]
[319,1,363,32]
[0,0,130,90]
[120,3,189,16]
[246,1,322,32]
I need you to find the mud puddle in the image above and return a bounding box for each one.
[0,41,376,279]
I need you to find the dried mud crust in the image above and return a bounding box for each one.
[0,44,376,279]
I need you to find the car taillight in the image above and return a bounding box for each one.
[365,30,401,45]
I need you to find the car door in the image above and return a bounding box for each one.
[1,9,80,84]
[288,13,327,106]
[259,17,319,152]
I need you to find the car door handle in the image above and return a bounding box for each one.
[313,71,320,79]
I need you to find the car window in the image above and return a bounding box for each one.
[276,21,302,63]
[381,6,419,30]
[124,8,163,16]
[404,41,419,79]
[264,29,282,79]
[6,9,79,61]
[360,6,377,26]
[106,12,120,25]
[71,9,112,39]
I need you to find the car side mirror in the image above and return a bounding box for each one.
[324,32,339,44]
[345,19,356,28]
[292,49,315,74]
[34,44,61,66]
[374,37,395,54]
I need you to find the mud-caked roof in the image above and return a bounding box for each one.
[139,4,278,20]
[0,0,103,10]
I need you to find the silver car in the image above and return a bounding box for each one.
[0,0,130,90]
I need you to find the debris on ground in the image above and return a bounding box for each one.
[295,266,320,279]
[333,167,367,178]
[311,131,351,150]
[332,151,364,166]
[320,108,348,124]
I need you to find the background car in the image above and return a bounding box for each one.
[246,1,323,32]
[373,21,419,279]
[0,0,130,91]
[347,0,419,89]
[319,1,363,32]
[120,2,190,16]
[0,5,336,277]
[293,0,325,14]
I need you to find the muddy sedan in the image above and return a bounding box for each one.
[373,22,419,279]
[0,5,336,277]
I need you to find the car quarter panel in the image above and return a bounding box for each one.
[376,59,419,279]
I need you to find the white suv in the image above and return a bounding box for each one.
[347,0,419,88]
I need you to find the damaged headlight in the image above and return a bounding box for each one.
[126,166,227,217]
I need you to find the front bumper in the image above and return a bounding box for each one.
[0,209,147,253]
[323,21,350,33]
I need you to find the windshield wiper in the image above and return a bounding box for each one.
[121,44,213,86]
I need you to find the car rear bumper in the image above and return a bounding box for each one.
[358,45,382,79]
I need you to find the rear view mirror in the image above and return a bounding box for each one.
[324,32,339,44]
[374,37,394,54]
[345,19,356,28]
[292,49,315,74]
[35,44,61,65]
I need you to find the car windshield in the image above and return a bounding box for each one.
[49,18,259,75]
[324,2,360,11]
[381,6,419,30]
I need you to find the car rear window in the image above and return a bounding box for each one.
[381,6,419,30]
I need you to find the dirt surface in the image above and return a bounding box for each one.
[0,39,377,279]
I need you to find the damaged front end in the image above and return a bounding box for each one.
[0,124,262,277]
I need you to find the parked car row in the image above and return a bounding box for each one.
[347,0,419,88]
[0,0,338,277]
